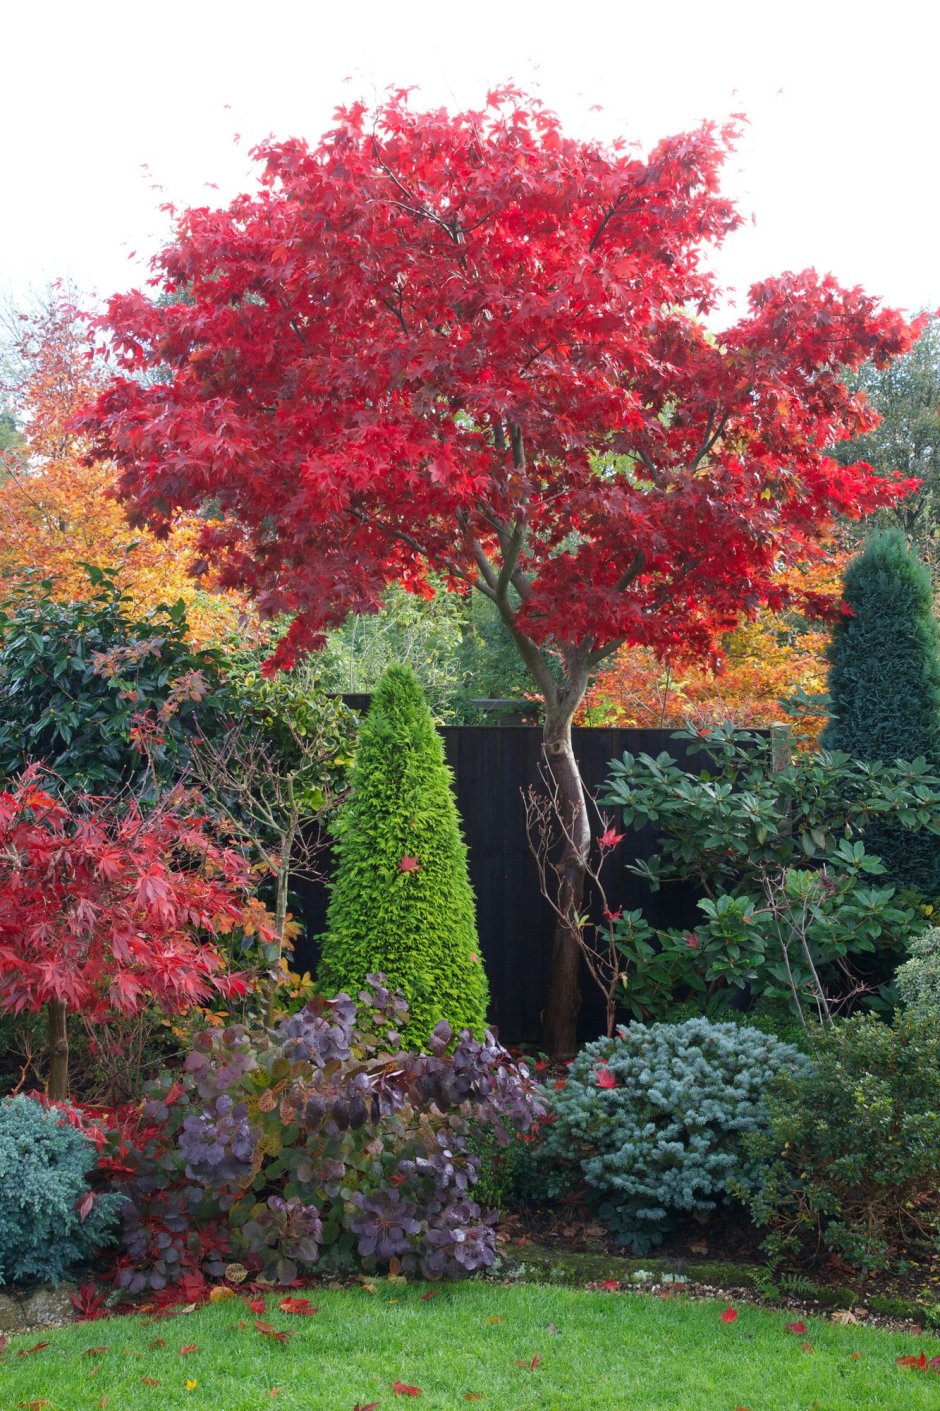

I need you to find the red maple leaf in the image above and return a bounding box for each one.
[897,1351,929,1370]
[393,1381,422,1396]
[785,1320,807,1335]
[178,1344,199,1355]
[255,1320,293,1343]
[515,1356,542,1370]
[277,1297,319,1316]
[595,1064,617,1089]
[721,1307,737,1324]
[598,827,625,849]
[419,1291,439,1302]
[600,1279,620,1292]
[398,855,420,873]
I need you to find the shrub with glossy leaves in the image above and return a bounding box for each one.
[0,1094,122,1285]
[542,1018,807,1252]
[110,977,542,1290]
[742,1012,940,1272]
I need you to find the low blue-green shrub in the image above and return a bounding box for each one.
[0,1094,122,1285]
[542,1017,807,1252]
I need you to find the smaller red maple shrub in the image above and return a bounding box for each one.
[0,770,265,1096]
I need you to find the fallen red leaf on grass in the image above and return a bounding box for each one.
[897,1351,929,1370]
[246,1297,266,1315]
[419,1291,439,1302]
[18,1401,51,1408]
[84,1346,109,1356]
[393,1381,422,1396]
[515,1356,542,1370]
[600,1280,619,1292]
[353,1403,380,1410]
[464,1396,482,1402]
[721,1307,737,1324]
[140,1377,161,1387]
[17,1342,48,1356]
[255,1320,293,1343]
[800,1341,814,1353]
[178,1344,199,1355]
[277,1297,319,1315]
[0,1332,7,1356]
[147,1338,166,1349]
[785,1321,807,1335]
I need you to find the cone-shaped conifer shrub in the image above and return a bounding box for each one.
[822,529,940,894]
[318,665,488,1045]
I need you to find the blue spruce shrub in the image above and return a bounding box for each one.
[543,1018,808,1252]
[0,1094,123,1285]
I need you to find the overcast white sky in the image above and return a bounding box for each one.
[2,0,938,321]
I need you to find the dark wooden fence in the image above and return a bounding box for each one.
[292,726,719,1045]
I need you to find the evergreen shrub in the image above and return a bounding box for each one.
[318,665,488,1045]
[822,530,940,894]
[0,1094,122,1285]
[542,1018,807,1252]
[895,927,940,1015]
[743,1012,940,1272]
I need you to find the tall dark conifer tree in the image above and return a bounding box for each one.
[823,529,940,894]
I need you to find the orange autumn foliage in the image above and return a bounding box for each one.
[579,557,848,744]
[0,291,248,645]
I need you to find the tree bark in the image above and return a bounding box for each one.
[265,828,296,1026]
[539,681,591,1059]
[46,999,69,1101]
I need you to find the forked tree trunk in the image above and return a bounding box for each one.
[539,686,592,1059]
[46,999,69,1101]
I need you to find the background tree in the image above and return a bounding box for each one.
[832,313,940,563]
[822,529,940,895]
[85,90,921,1055]
[0,287,245,642]
[318,665,488,1046]
[580,556,846,743]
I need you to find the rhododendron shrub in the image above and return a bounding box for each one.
[109,977,543,1291]
[85,88,924,1055]
[0,773,261,1098]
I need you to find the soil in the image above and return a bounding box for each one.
[496,1196,940,1329]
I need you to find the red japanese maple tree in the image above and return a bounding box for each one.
[0,772,259,1097]
[84,89,922,1054]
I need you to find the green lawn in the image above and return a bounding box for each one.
[1,1279,937,1410]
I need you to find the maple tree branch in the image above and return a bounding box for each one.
[346,505,489,597]
[370,135,465,246]
[379,291,408,335]
[588,194,641,255]
[690,410,730,471]
[615,548,647,592]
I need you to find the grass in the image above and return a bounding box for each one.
[2,1279,938,1410]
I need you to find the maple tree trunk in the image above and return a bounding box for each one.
[46,999,69,1101]
[540,691,591,1059]
[265,838,295,1026]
